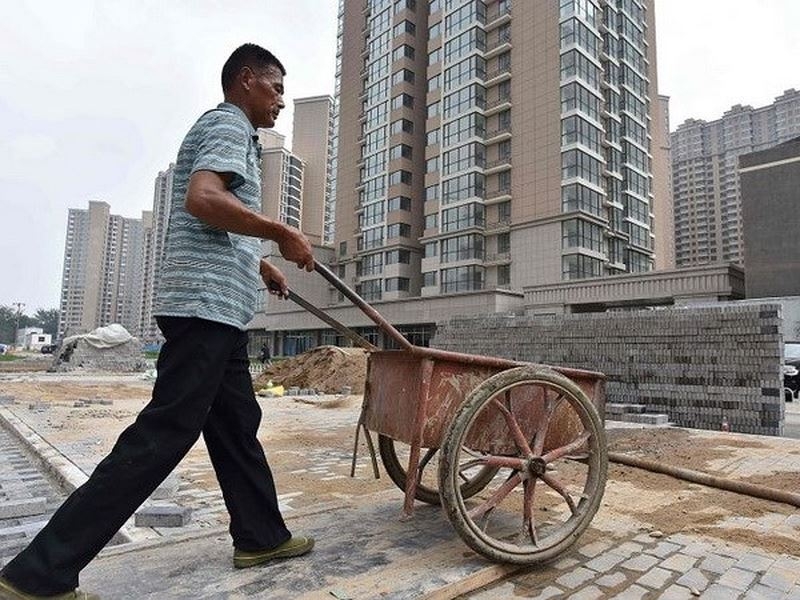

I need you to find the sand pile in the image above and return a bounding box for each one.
[253,346,368,394]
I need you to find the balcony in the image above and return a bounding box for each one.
[483,95,512,116]
[485,31,512,58]
[485,1,512,27]
[485,123,512,143]
[484,63,511,85]
[484,251,511,265]
[484,155,512,175]
[485,185,512,203]
[484,218,511,233]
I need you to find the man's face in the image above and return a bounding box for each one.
[247,65,285,129]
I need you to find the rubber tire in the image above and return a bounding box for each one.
[439,366,608,564]
[378,434,498,505]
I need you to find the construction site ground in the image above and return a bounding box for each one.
[0,355,799,599]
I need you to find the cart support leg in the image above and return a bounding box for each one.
[402,357,434,520]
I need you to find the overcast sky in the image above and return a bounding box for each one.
[1,1,799,314]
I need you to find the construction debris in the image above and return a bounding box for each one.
[253,346,367,395]
[52,324,145,373]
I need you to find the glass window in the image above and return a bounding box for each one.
[392,69,416,85]
[390,118,414,135]
[390,93,414,110]
[441,233,484,263]
[562,218,603,252]
[388,170,412,186]
[385,249,411,264]
[393,20,416,37]
[441,202,485,232]
[441,171,485,204]
[389,144,412,160]
[387,222,412,238]
[441,265,484,292]
[561,254,602,280]
[387,195,412,211]
[385,277,410,292]
[423,271,437,286]
[424,213,438,229]
[392,44,415,62]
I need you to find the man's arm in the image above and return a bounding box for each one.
[186,170,314,271]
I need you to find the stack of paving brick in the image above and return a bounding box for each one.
[432,304,784,435]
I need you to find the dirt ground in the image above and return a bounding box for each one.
[1,350,798,555]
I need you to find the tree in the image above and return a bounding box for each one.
[0,305,15,344]
[34,308,60,337]
[0,305,37,344]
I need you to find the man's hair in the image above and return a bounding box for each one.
[221,44,286,92]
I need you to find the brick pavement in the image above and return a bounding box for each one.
[0,381,799,598]
[0,423,66,568]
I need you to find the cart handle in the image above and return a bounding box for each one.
[313,263,414,351]
[266,282,378,351]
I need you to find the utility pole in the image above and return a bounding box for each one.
[12,302,25,349]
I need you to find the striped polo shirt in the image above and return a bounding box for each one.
[154,102,263,330]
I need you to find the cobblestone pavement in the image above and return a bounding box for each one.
[0,423,67,568]
[462,530,800,599]
[1,376,799,598]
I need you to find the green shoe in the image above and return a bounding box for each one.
[233,535,315,569]
[0,577,100,600]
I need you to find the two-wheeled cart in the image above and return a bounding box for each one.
[283,264,608,565]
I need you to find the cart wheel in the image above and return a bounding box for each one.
[439,366,607,564]
[378,435,498,505]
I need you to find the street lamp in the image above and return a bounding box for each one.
[12,302,25,349]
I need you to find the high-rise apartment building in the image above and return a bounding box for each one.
[139,164,174,344]
[332,0,666,303]
[292,96,336,245]
[671,88,800,268]
[58,201,147,340]
[258,129,305,231]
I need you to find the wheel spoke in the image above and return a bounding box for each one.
[467,471,523,521]
[542,431,591,463]
[491,391,533,457]
[521,478,540,546]
[532,392,565,456]
[541,472,577,515]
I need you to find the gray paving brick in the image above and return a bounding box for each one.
[744,584,787,600]
[134,505,191,528]
[657,585,695,600]
[676,568,709,591]
[555,566,596,589]
[645,540,681,558]
[595,572,627,588]
[701,583,744,599]
[613,541,645,558]
[585,551,627,572]
[0,497,46,519]
[525,586,563,600]
[735,552,775,573]
[699,553,737,574]
[620,553,660,573]
[636,566,674,589]
[758,568,796,593]
[609,584,649,600]
[569,585,604,600]
[660,552,698,573]
[717,567,757,590]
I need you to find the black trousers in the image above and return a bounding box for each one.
[2,317,291,594]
